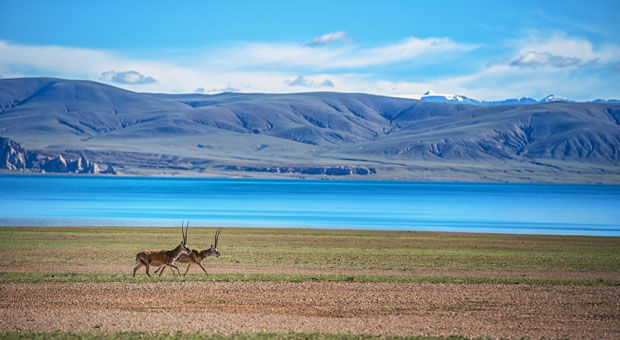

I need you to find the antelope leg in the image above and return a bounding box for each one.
[169,264,181,276]
[133,263,142,277]
[198,262,208,275]
[183,263,192,276]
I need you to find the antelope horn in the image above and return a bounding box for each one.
[185,220,190,244]
[214,227,222,248]
[181,220,185,241]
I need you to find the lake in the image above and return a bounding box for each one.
[0,175,619,236]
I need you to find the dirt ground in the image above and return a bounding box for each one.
[1,280,619,339]
[2,263,619,281]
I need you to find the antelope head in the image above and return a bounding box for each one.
[204,227,223,258]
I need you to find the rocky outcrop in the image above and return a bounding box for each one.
[44,154,68,172]
[1,137,108,174]
[67,157,84,173]
[1,137,27,170]
[66,156,100,174]
[100,164,117,175]
[0,137,49,171]
[41,154,101,174]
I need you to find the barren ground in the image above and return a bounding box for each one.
[1,281,619,339]
[1,227,619,339]
[1,262,618,280]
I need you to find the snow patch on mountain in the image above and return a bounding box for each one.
[402,91,614,105]
[539,94,572,103]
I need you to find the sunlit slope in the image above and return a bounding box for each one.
[1,77,619,180]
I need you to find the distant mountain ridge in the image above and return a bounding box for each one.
[417,90,619,105]
[1,77,619,183]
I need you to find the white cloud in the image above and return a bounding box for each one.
[0,40,119,76]
[382,62,609,102]
[207,36,476,71]
[364,33,620,101]
[506,33,619,69]
[380,33,619,100]
[308,31,348,46]
[0,40,215,93]
[517,34,597,60]
[0,37,476,94]
[101,70,156,84]
[320,79,335,87]
[0,33,618,101]
[343,37,475,68]
[286,75,334,88]
[510,51,585,68]
[208,84,240,93]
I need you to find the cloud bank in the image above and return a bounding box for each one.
[508,33,604,69]
[286,75,334,88]
[0,31,619,101]
[216,36,476,71]
[101,70,156,84]
[510,52,585,68]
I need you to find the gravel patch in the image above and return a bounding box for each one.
[1,281,618,339]
[1,263,618,280]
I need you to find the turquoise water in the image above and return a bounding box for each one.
[0,175,619,236]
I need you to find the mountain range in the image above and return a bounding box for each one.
[417,90,620,105]
[1,77,619,183]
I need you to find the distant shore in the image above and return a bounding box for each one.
[2,169,620,185]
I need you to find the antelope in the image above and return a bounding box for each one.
[133,221,191,277]
[155,227,222,276]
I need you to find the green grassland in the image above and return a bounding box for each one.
[2,271,617,286]
[1,226,619,282]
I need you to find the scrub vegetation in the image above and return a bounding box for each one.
[1,226,618,273]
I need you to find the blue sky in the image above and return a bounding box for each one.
[1,1,619,100]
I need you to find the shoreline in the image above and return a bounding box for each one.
[2,170,620,185]
[1,224,620,238]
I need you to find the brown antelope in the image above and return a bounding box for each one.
[155,227,222,276]
[133,221,191,277]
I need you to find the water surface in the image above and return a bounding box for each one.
[1,175,619,236]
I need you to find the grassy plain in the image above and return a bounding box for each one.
[1,227,619,339]
[1,226,619,273]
